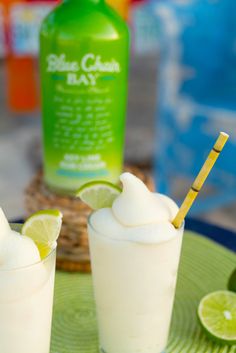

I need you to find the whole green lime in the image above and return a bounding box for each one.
[228,268,236,293]
[198,290,236,345]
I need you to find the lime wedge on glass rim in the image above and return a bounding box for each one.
[198,290,236,345]
[22,209,62,259]
[76,181,121,209]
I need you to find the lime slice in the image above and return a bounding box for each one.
[76,181,121,209]
[22,209,62,259]
[228,269,236,293]
[198,290,236,345]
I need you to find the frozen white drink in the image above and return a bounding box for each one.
[0,208,59,353]
[88,173,184,353]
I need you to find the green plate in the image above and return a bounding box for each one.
[51,232,236,353]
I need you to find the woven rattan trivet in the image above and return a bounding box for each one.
[25,166,154,272]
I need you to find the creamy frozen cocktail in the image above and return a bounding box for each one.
[87,173,184,353]
[0,208,62,353]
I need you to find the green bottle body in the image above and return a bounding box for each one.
[40,0,129,194]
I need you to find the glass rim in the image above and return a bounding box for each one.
[0,244,57,273]
[88,212,185,244]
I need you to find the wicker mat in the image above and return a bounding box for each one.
[25,166,154,272]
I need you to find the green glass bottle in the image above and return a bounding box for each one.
[40,0,129,195]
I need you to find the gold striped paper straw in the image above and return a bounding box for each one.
[172,132,229,229]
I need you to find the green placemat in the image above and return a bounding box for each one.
[51,232,236,353]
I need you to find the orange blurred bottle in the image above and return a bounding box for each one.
[6,56,39,113]
[107,0,129,19]
[3,0,39,113]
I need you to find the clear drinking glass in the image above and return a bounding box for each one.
[88,216,184,353]
[0,244,56,353]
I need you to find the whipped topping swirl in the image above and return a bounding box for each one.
[0,208,40,270]
[90,173,180,244]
